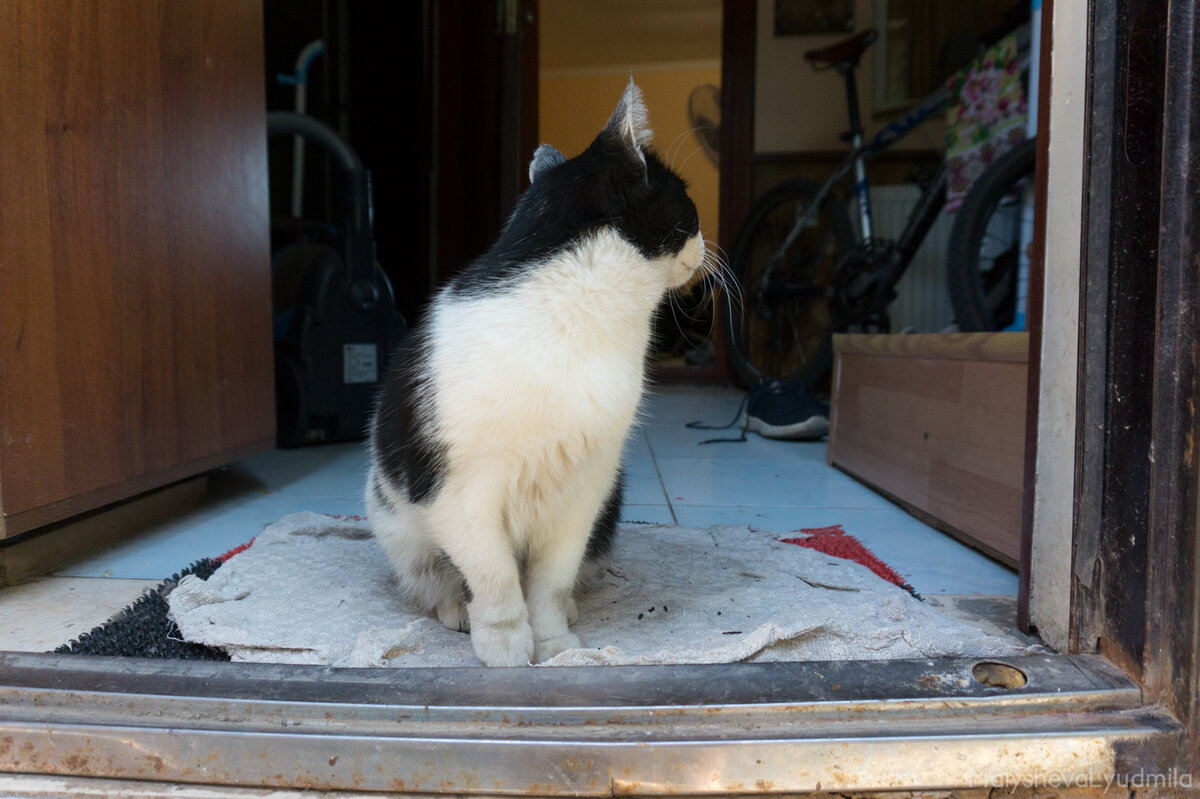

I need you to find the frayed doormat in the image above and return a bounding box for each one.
[147,512,1036,667]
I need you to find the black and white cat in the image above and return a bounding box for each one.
[365,81,707,666]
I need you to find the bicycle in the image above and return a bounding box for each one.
[722,25,1033,388]
[946,136,1037,332]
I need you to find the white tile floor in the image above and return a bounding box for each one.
[0,384,1018,652]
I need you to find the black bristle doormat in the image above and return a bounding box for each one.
[53,558,231,660]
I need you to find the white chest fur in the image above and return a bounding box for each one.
[426,230,679,468]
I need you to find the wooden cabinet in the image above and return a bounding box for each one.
[0,1,275,538]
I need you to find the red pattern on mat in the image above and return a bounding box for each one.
[780,524,919,597]
[216,539,255,563]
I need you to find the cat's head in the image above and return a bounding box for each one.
[513,80,705,290]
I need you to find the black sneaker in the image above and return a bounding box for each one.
[742,378,830,440]
[688,379,829,443]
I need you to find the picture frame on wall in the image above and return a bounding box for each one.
[774,0,854,36]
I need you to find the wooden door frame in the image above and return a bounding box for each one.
[430,0,537,288]
[1070,0,1200,768]
[647,0,754,384]
[717,1,755,275]
[1015,0,1053,632]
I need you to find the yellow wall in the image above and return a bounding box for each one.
[539,67,722,243]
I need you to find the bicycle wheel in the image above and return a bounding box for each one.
[722,178,856,387]
[946,138,1037,332]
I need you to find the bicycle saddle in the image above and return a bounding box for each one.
[804,29,877,69]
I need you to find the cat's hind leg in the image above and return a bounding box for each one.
[571,466,624,619]
[366,469,470,631]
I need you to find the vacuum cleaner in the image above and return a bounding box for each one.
[267,111,407,447]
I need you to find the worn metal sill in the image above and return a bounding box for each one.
[0,651,1184,796]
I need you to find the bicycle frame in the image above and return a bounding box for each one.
[764,78,949,328]
[857,84,949,240]
[778,79,949,263]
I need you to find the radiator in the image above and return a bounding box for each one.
[853,185,956,333]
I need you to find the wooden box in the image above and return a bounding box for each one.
[828,333,1029,565]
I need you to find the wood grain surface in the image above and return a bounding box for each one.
[833,331,1030,362]
[0,1,274,536]
[828,334,1029,565]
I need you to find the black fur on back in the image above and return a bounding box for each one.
[371,331,447,504]
[449,117,699,297]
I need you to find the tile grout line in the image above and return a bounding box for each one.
[640,427,678,525]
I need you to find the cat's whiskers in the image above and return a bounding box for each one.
[669,125,720,171]
[675,139,713,174]
[705,238,739,315]
[663,286,712,355]
[702,239,740,344]
[662,235,738,352]
[664,128,697,168]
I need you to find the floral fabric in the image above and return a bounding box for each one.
[944,31,1027,210]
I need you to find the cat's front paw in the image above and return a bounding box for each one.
[535,632,582,663]
[471,620,535,667]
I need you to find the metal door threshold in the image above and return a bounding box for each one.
[0,651,1184,795]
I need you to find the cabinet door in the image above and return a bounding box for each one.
[0,1,275,537]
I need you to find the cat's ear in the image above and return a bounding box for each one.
[528,144,566,183]
[528,143,564,182]
[601,78,653,169]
